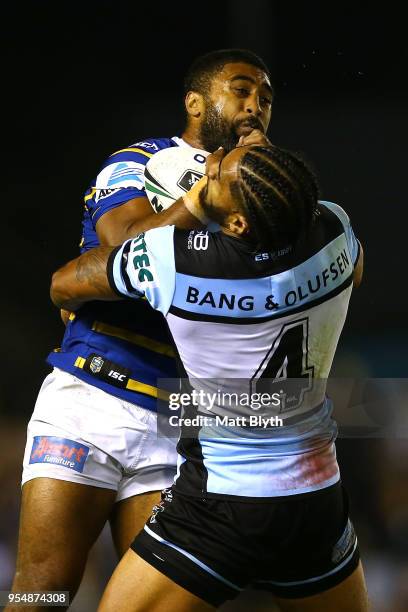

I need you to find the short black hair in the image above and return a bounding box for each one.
[236,145,319,251]
[183,48,271,97]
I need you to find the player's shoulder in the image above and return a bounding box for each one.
[106,136,178,166]
[141,225,177,259]
[173,229,250,278]
[91,137,179,191]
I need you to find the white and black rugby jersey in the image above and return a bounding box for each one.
[108,200,360,499]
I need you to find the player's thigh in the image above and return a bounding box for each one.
[109,404,178,557]
[274,562,369,612]
[98,549,214,612]
[13,478,116,589]
[110,490,162,558]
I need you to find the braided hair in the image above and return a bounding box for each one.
[235,145,319,251]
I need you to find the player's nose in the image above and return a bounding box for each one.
[245,94,262,115]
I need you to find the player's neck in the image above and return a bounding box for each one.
[181,125,204,150]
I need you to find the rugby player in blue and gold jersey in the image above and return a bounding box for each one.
[50,143,367,611]
[8,49,273,609]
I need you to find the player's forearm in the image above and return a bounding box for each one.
[125,179,209,237]
[51,246,119,310]
[122,199,203,240]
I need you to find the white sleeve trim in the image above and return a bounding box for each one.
[109,227,177,315]
[319,200,360,265]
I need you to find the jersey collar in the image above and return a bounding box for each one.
[171,136,193,148]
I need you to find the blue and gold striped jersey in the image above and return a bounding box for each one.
[47,136,187,410]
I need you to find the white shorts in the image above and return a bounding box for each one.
[22,368,178,501]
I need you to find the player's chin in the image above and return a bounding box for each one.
[236,125,257,137]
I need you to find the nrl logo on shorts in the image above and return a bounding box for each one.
[149,502,165,524]
[177,170,204,192]
[90,355,104,374]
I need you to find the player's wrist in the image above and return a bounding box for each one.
[182,176,209,224]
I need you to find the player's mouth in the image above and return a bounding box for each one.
[236,119,264,136]
[237,125,256,136]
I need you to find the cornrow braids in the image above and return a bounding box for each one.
[238,146,319,251]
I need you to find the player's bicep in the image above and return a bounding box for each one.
[96,196,156,245]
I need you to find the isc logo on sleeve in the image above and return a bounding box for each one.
[29,436,89,473]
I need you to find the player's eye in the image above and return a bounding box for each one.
[234,88,249,97]
[260,96,272,106]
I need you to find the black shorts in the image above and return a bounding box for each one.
[131,482,359,608]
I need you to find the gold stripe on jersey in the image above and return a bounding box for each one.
[109,147,153,158]
[125,379,169,401]
[74,355,169,400]
[69,313,76,321]
[84,187,97,203]
[92,321,175,358]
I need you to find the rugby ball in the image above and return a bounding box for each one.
[144,146,210,212]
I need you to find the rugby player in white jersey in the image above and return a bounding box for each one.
[50,143,367,612]
[8,49,273,610]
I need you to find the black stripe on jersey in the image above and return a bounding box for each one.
[120,239,141,294]
[354,240,361,266]
[168,275,353,325]
[175,404,209,499]
[107,240,141,296]
[106,246,123,297]
[158,318,209,498]
[174,204,345,280]
[160,329,209,497]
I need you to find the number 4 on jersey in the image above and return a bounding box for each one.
[251,318,314,413]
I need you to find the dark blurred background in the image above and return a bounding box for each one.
[1,1,407,610]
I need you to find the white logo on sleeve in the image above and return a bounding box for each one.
[95,188,120,203]
[132,141,159,151]
[193,232,209,251]
[96,162,146,190]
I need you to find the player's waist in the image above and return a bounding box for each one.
[175,438,340,499]
[64,312,176,357]
[48,346,176,394]
[197,421,338,465]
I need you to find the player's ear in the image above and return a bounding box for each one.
[226,213,250,236]
[185,91,204,119]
